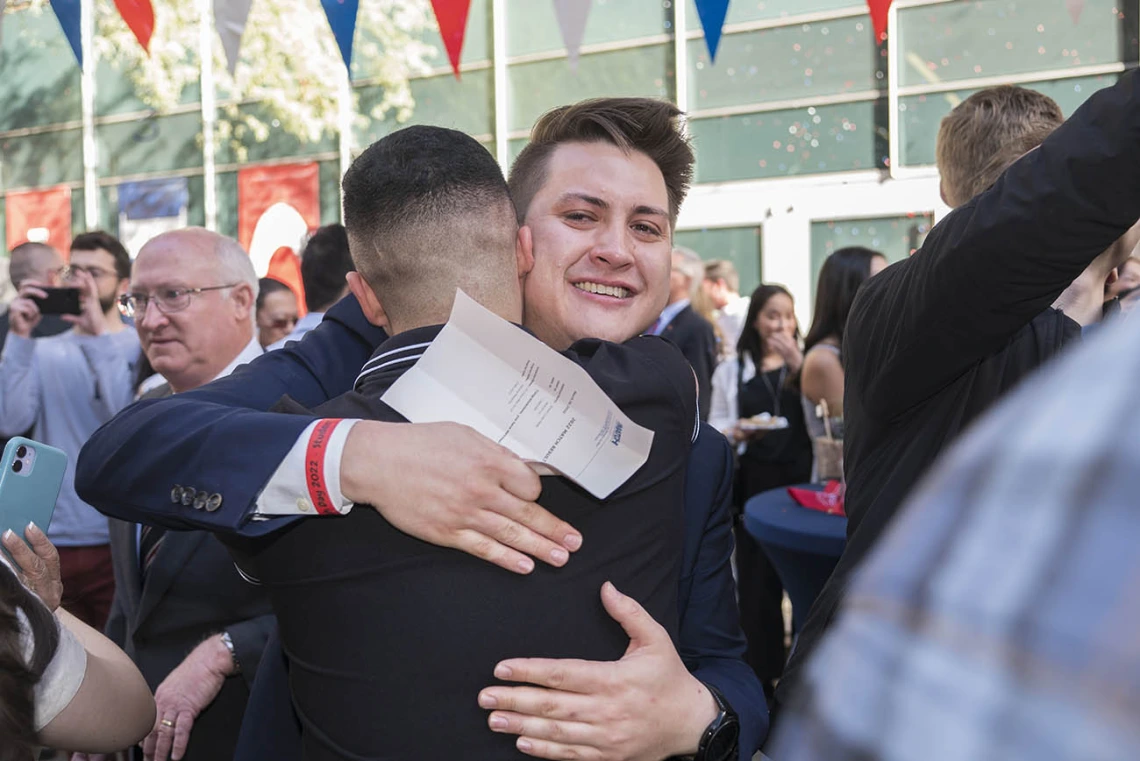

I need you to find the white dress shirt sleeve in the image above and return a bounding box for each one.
[253,419,359,516]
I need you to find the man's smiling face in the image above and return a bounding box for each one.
[521,141,673,349]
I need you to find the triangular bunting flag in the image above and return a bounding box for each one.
[215,0,253,74]
[866,0,892,44]
[553,0,592,72]
[321,0,360,71]
[49,0,83,65]
[113,0,155,53]
[430,0,472,78]
[1066,0,1084,24]
[693,0,730,62]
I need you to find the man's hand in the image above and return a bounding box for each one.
[477,582,719,761]
[341,421,582,574]
[63,269,108,336]
[767,332,803,374]
[142,635,234,761]
[8,282,46,338]
[2,523,63,610]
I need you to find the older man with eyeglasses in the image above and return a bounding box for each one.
[0,230,140,631]
[96,227,274,761]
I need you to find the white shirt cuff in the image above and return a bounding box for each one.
[253,419,358,517]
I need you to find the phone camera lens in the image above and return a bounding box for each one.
[15,446,26,458]
[12,460,23,473]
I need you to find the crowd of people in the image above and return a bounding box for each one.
[0,71,1139,761]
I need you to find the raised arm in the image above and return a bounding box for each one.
[856,70,1140,418]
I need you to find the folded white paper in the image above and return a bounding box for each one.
[381,290,653,499]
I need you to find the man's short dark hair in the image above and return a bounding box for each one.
[342,125,519,324]
[300,224,354,312]
[72,231,131,280]
[508,98,694,228]
[8,242,59,288]
[257,277,294,311]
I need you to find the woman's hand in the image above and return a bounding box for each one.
[767,332,804,373]
[2,522,63,611]
[732,422,769,444]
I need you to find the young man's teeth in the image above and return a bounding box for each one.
[575,282,629,298]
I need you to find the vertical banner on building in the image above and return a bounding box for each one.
[431,0,472,78]
[117,177,189,257]
[215,0,253,74]
[49,0,83,65]
[866,0,893,43]
[321,0,360,71]
[6,187,73,255]
[238,162,320,279]
[693,0,730,62]
[553,0,592,71]
[113,0,155,53]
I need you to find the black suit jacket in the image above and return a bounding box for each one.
[659,304,717,420]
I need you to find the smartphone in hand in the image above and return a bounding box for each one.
[30,287,82,316]
[0,437,67,562]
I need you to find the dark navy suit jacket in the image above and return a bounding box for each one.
[76,295,768,759]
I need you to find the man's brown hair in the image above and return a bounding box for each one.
[508,97,694,228]
[936,85,1064,208]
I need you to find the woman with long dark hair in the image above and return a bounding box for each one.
[708,284,814,699]
[800,247,888,478]
[0,525,154,758]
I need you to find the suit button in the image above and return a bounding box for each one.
[171,485,183,504]
[206,493,223,512]
[193,491,209,511]
[181,488,195,506]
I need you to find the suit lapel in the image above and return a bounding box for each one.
[135,530,209,630]
[109,519,144,615]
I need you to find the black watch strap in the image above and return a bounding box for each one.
[674,684,740,761]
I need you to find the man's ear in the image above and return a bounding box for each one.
[231,282,255,318]
[346,272,389,328]
[516,225,535,280]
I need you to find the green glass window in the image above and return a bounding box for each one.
[898,73,1120,166]
[810,213,932,292]
[688,99,885,183]
[674,226,763,296]
[95,53,201,118]
[507,0,669,58]
[96,112,204,177]
[215,171,240,240]
[1,130,85,188]
[0,8,82,130]
[688,15,883,113]
[897,0,1136,89]
[215,103,338,166]
[507,45,672,132]
[355,69,493,146]
[685,0,864,28]
[319,160,342,225]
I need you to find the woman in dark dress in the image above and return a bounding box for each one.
[709,284,813,700]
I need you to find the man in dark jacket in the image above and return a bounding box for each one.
[777,75,1140,714]
[654,246,718,419]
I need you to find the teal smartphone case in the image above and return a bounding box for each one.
[0,437,68,550]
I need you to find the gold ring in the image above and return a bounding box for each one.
[161,719,175,728]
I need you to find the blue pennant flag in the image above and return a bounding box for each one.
[321,0,359,71]
[50,0,83,66]
[693,0,730,62]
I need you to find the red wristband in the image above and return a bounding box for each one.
[306,419,344,516]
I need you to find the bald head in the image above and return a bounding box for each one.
[133,228,259,392]
[9,243,63,289]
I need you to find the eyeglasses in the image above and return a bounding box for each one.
[118,284,238,318]
[62,264,119,281]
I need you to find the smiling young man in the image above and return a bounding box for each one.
[77,99,766,761]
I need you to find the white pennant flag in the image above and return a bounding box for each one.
[215,0,253,74]
[1066,0,1084,24]
[553,0,592,71]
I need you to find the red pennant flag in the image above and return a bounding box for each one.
[430,0,472,78]
[113,0,155,53]
[866,0,892,44]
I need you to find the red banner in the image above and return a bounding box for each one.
[238,162,320,286]
[6,186,73,256]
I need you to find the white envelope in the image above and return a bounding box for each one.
[381,291,654,499]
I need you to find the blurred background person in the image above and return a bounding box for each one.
[703,259,750,351]
[799,247,888,480]
[0,242,69,354]
[650,246,717,419]
[709,283,812,699]
[692,281,730,361]
[255,277,299,349]
[269,224,354,349]
[1,524,154,758]
[0,231,139,631]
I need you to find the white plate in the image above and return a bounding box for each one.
[740,416,789,431]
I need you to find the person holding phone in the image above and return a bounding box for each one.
[0,523,155,757]
[0,231,140,631]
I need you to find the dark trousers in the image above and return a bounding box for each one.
[58,544,115,630]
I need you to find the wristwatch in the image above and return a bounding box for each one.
[219,631,242,674]
[674,684,740,761]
